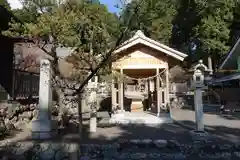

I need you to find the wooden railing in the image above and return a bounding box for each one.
[11,69,40,99]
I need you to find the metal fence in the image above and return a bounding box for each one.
[11,69,40,99]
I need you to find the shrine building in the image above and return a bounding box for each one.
[111,30,187,115]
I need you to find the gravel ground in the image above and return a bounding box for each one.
[1,111,240,159]
[171,108,240,144]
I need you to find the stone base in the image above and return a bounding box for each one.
[109,112,173,125]
[111,113,125,119]
[31,119,58,139]
[189,130,211,141]
[115,109,125,114]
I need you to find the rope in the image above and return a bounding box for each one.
[121,68,166,82]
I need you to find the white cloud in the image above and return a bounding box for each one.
[8,0,23,9]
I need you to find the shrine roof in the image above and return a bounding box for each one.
[113,30,187,61]
[219,37,240,70]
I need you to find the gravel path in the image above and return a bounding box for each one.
[171,108,240,144]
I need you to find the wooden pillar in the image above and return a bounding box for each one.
[145,80,148,93]
[147,79,151,110]
[118,68,124,111]
[156,68,160,116]
[159,87,162,108]
[165,66,169,106]
[111,79,117,112]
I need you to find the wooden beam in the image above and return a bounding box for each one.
[118,68,124,111]
[165,66,169,105]
[156,68,160,116]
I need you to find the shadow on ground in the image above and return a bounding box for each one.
[1,117,240,159]
[10,118,239,145]
[174,120,240,144]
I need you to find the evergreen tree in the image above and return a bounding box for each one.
[121,0,177,45]
[122,0,236,68]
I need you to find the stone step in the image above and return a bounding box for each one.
[109,117,173,125]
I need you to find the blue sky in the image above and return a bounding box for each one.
[9,0,122,13]
[100,0,121,13]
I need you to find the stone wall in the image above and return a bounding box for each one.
[0,100,74,134]
[0,139,240,160]
[0,84,111,135]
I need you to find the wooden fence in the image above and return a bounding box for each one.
[10,70,40,100]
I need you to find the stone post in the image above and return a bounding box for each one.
[78,93,85,138]
[193,69,204,131]
[194,88,204,131]
[89,89,97,132]
[32,59,57,139]
[112,79,117,113]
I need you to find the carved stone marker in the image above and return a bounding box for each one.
[32,59,57,139]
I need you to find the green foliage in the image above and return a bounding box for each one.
[193,0,235,55]
[230,1,240,45]
[7,0,239,78]
[121,0,177,45]
[0,0,10,10]
[171,0,236,66]
[3,0,121,85]
[122,0,237,68]
[12,8,39,23]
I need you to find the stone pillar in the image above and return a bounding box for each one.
[193,69,205,131]
[194,88,204,131]
[32,59,57,139]
[118,68,124,111]
[156,68,160,116]
[89,90,97,132]
[112,79,117,112]
[78,93,86,138]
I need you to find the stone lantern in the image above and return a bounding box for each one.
[190,60,211,131]
[188,60,213,141]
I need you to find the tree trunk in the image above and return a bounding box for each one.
[78,94,84,139]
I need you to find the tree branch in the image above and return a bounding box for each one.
[74,0,143,95]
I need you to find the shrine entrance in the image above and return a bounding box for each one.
[121,68,167,113]
[111,30,187,116]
